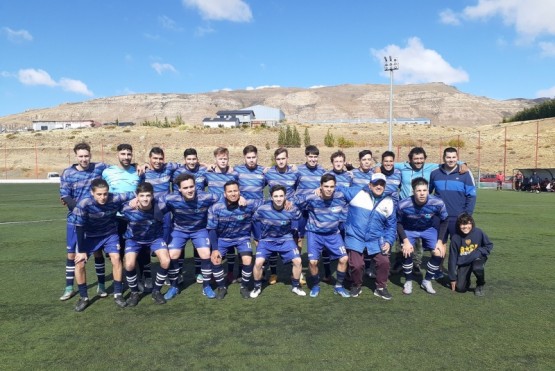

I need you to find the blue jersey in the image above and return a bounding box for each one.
[294,192,348,233]
[351,168,373,187]
[429,165,476,217]
[72,192,134,237]
[295,164,326,196]
[205,168,239,196]
[264,165,299,199]
[397,195,448,232]
[326,169,353,189]
[394,162,441,200]
[172,164,208,193]
[207,199,263,243]
[235,164,266,200]
[102,165,140,193]
[162,191,221,233]
[140,162,180,199]
[121,199,167,243]
[60,162,108,218]
[252,202,302,241]
[381,167,402,204]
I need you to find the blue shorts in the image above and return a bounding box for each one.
[66,223,77,254]
[217,238,253,257]
[256,240,300,263]
[124,238,168,255]
[80,233,120,255]
[307,231,347,261]
[168,229,210,251]
[405,227,439,251]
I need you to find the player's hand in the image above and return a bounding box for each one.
[129,197,139,209]
[75,253,88,265]
[382,242,391,254]
[434,242,446,258]
[314,188,322,197]
[373,166,381,173]
[450,281,456,291]
[459,163,469,174]
[137,163,149,176]
[290,164,298,172]
[263,166,270,174]
[284,200,293,211]
[211,250,222,265]
[60,198,67,206]
[402,240,413,258]
[238,196,247,206]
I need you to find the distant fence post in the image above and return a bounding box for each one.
[34,142,39,179]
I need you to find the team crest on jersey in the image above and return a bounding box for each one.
[254,174,264,179]
[198,176,205,182]
[280,221,287,225]
[236,214,246,220]
[330,206,342,212]
[425,214,433,219]
[286,181,295,185]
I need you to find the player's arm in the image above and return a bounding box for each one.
[464,173,477,214]
[478,230,494,256]
[448,238,459,290]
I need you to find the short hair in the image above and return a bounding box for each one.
[359,149,373,160]
[274,147,288,158]
[320,173,336,185]
[117,143,133,152]
[213,147,229,157]
[408,147,427,160]
[149,147,164,157]
[183,148,197,158]
[443,147,458,157]
[174,173,195,188]
[330,150,346,162]
[305,145,319,156]
[243,145,258,156]
[382,151,395,161]
[73,142,91,154]
[456,213,475,231]
[270,184,286,196]
[91,178,109,191]
[411,177,428,190]
[136,182,154,194]
[223,180,239,191]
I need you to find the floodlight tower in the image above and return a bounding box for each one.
[384,56,399,151]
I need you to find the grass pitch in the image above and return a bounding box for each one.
[0,185,554,370]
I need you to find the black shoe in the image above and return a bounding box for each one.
[114,295,127,308]
[151,290,167,304]
[475,285,485,297]
[74,297,89,312]
[374,287,393,300]
[126,292,140,307]
[350,286,362,297]
[240,286,251,299]
[216,287,227,300]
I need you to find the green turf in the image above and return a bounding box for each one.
[0,185,554,370]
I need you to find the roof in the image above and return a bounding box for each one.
[216,110,255,116]
[202,117,239,123]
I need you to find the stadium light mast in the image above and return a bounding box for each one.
[384,56,399,151]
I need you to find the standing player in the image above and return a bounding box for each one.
[250,185,305,298]
[351,150,374,187]
[235,145,266,201]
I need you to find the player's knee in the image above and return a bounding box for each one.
[291,257,302,267]
[339,255,348,264]
[455,281,469,293]
[309,260,318,268]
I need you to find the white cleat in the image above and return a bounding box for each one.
[291,286,307,296]
[403,280,413,295]
[421,279,436,294]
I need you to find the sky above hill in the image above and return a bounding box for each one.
[1,0,554,117]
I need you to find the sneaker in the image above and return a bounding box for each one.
[374,287,393,300]
[250,287,262,298]
[202,286,216,299]
[350,286,362,297]
[74,297,89,312]
[421,280,436,294]
[164,286,179,300]
[403,280,413,295]
[196,274,203,284]
[309,285,321,298]
[60,286,75,301]
[143,278,153,293]
[216,287,227,300]
[269,274,278,285]
[97,284,108,298]
[226,272,235,285]
[151,290,167,304]
[291,286,306,296]
[333,286,351,298]
[432,271,444,280]
[299,273,306,286]
[126,292,140,307]
[475,285,485,297]
[137,279,145,293]
[240,286,251,299]
[114,294,127,308]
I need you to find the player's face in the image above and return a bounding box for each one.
[413,184,429,205]
[320,180,336,199]
[91,186,109,205]
[137,191,153,209]
[370,180,386,197]
[271,189,286,209]
[360,154,373,171]
[117,149,133,168]
[224,184,240,203]
[149,153,165,170]
[215,154,229,169]
[179,179,196,200]
[75,149,91,170]
[184,155,198,170]
[444,151,458,169]
[244,152,258,169]
[275,153,288,170]
[332,156,345,172]
[382,156,394,171]
[410,153,426,170]
[459,222,473,235]
[306,154,319,167]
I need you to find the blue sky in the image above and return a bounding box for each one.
[1,0,554,117]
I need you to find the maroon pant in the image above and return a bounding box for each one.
[348,250,390,289]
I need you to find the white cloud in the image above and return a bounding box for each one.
[59,78,93,96]
[151,62,178,75]
[159,15,183,31]
[538,41,555,57]
[439,9,461,26]
[309,85,326,89]
[195,25,215,37]
[17,68,93,96]
[536,86,555,98]
[183,0,252,22]
[2,27,33,42]
[371,37,469,85]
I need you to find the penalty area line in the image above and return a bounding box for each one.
[0,218,65,225]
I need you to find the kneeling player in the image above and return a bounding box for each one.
[396,177,448,295]
[121,182,170,306]
[251,185,305,298]
[448,213,493,296]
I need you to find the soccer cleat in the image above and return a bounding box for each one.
[74,297,89,312]
[421,280,436,294]
[403,281,413,295]
[299,273,306,286]
[250,287,262,298]
[202,286,216,299]
[374,287,393,300]
[60,286,75,301]
[137,279,145,293]
[114,295,127,308]
[164,286,179,300]
[268,274,278,285]
[333,286,351,298]
[126,292,140,307]
[151,291,167,305]
[309,285,321,298]
[143,278,153,293]
[97,284,108,298]
[432,271,444,280]
[291,286,307,296]
[475,285,485,297]
[215,287,227,300]
[196,274,203,284]
[240,286,251,299]
[350,286,362,297]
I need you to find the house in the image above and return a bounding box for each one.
[32,120,99,131]
[241,105,285,127]
[203,117,240,128]
[216,110,255,125]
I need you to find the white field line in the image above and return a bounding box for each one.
[0,218,65,225]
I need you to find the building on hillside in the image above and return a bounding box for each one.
[215,110,255,125]
[32,120,100,131]
[202,117,240,128]
[241,105,285,127]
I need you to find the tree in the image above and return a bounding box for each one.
[303,127,311,147]
[285,125,293,147]
[292,126,301,147]
[324,129,335,147]
[278,127,286,146]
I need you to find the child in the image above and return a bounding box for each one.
[448,213,493,296]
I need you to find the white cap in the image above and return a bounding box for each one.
[370,173,387,184]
